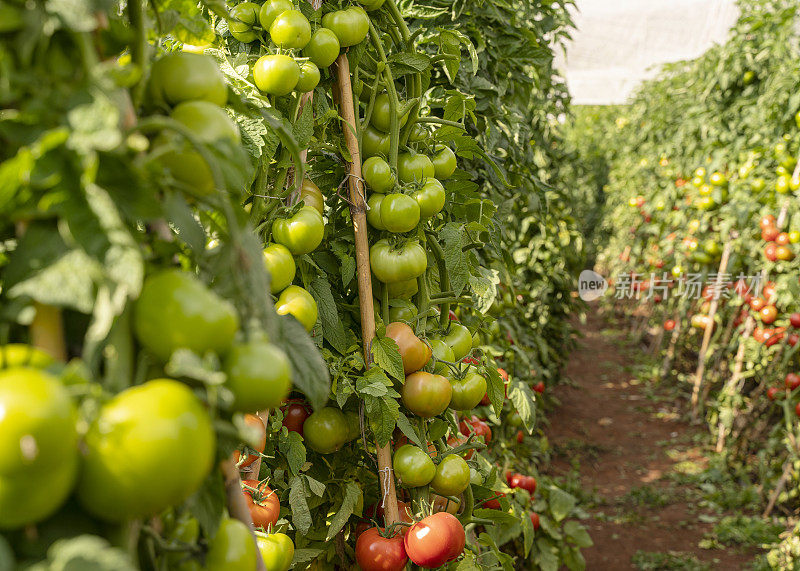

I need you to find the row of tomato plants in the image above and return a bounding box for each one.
[0,0,589,569]
[571,0,800,548]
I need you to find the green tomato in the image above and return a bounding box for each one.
[303,408,349,454]
[258,0,293,31]
[148,53,227,107]
[444,323,472,360]
[363,156,395,193]
[776,175,791,194]
[366,194,386,230]
[77,379,215,522]
[431,146,457,180]
[402,371,452,418]
[385,278,419,299]
[256,532,294,571]
[299,178,325,213]
[413,178,446,219]
[275,285,318,332]
[206,519,257,571]
[397,152,435,184]
[789,231,800,244]
[263,243,296,294]
[430,455,470,497]
[362,125,390,158]
[0,368,78,529]
[321,7,369,48]
[370,93,409,133]
[228,3,260,43]
[253,54,300,96]
[270,9,311,49]
[304,28,340,68]
[295,62,320,93]
[698,184,712,197]
[0,344,54,369]
[393,445,436,487]
[134,269,239,362]
[429,339,454,375]
[272,205,324,255]
[224,340,292,411]
[708,171,727,187]
[449,371,487,411]
[751,178,766,192]
[380,193,420,233]
[370,239,428,283]
[156,100,241,197]
[359,0,386,10]
[408,123,428,142]
[387,299,418,323]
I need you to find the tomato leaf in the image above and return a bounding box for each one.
[372,336,405,382]
[548,487,576,523]
[563,521,593,548]
[396,412,426,450]
[275,316,331,411]
[42,534,136,570]
[186,470,226,537]
[364,394,399,448]
[289,476,313,534]
[309,275,349,355]
[278,430,306,476]
[325,481,361,541]
[484,365,505,417]
[508,380,536,433]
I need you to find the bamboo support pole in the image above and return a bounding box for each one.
[334,52,400,525]
[690,240,733,421]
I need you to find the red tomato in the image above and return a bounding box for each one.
[533,381,545,394]
[750,297,766,311]
[459,416,492,443]
[530,512,540,530]
[760,215,776,230]
[404,513,465,568]
[506,473,536,495]
[242,480,280,530]
[497,368,509,382]
[483,493,504,509]
[760,306,778,324]
[763,282,777,300]
[448,310,459,321]
[767,387,781,401]
[785,373,800,390]
[765,243,778,262]
[516,430,524,444]
[766,328,786,347]
[281,400,311,436]
[789,333,799,347]
[795,402,800,418]
[664,319,676,331]
[776,232,791,246]
[790,313,800,328]
[233,414,266,467]
[355,527,408,571]
[762,226,779,242]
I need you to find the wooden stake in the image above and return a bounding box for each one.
[690,240,732,420]
[221,459,267,571]
[334,52,400,525]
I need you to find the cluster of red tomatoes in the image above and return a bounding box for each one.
[760,214,797,262]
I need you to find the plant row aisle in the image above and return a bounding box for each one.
[0,0,590,569]
[572,0,800,565]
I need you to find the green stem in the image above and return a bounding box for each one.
[416,117,466,129]
[426,234,451,328]
[128,0,148,109]
[368,22,401,168]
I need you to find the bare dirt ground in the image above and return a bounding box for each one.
[544,309,760,570]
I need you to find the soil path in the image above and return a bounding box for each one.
[544,309,758,569]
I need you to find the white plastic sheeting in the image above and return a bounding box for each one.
[558,0,739,105]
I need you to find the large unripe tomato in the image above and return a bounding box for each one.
[0,368,78,530]
[269,9,311,49]
[256,532,294,571]
[263,243,296,294]
[428,339,454,375]
[367,194,386,230]
[303,407,349,454]
[272,205,324,255]
[156,101,241,196]
[242,479,280,530]
[431,146,457,180]
[298,178,324,213]
[295,62,320,93]
[148,53,227,107]
[362,125,390,158]
[385,322,431,374]
[134,269,239,362]
[431,454,470,497]
[444,323,472,360]
[355,527,408,571]
[402,371,452,418]
[380,193,420,233]
[363,156,395,193]
[404,512,465,568]
[303,28,340,68]
[275,285,318,332]
[206,519,257,571]
[397,152,434,184]
[253,55,300,96]
[413,178,446,219]
[387,299,418,323]
[224,340,292,411]
[258,0,293,30]
[393,445,435,487]
[77,379,215,522]
[371,93,409,133]
[228,2,260,43]
[370,240,427,284]
[0,344,54,369]
[449,371,486,411]
[321,7,369,47]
